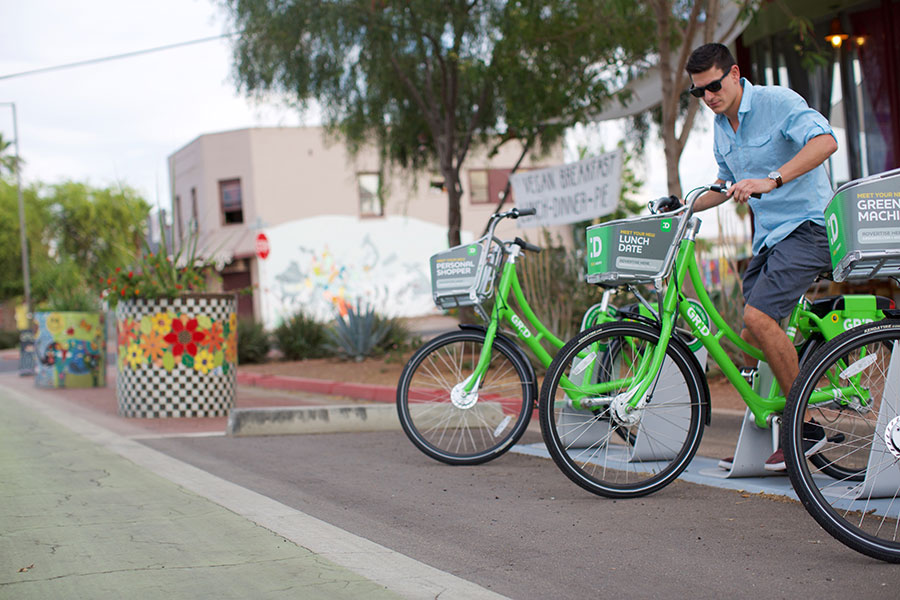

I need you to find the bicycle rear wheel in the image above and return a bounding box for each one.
[539,322,707,498]
[397,330,534,465]
[783,321,900,562]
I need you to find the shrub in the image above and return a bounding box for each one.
[326,301,391,361]
[375,316,422,363]
[237,319,270,364]
[273,310,331,360]
[0,329,19,349]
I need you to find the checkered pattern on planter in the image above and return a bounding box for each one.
[116,294,237,418]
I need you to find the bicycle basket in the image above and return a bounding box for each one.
[430,235,502,309]
[825,168,900,282]
[585,213,682,286]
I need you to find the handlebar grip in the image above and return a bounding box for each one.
[711,183,762,199]
[514,237,542,253]
[514,207,537,217]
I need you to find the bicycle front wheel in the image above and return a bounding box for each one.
[783,321,900,563]
[397,330,535,465]
[539,322,707,498]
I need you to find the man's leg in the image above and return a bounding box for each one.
[741,305,798,395]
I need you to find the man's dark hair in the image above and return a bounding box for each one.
[686,43,736,75]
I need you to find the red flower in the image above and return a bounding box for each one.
[164,317,206,357]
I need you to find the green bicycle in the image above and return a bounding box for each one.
[537,182,892,499]
[396,207,619,465]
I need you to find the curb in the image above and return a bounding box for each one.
[228,404,400,436]
[237,372,397,403]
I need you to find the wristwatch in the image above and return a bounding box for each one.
[767,171,783,188]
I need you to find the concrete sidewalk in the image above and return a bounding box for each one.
[0,376,506,599]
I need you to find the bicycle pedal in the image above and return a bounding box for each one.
[739,367,758,387]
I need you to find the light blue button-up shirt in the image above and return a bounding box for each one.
[714,79,836,254]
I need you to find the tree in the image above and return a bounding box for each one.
[0,180,151,305]
[0,180,49,299]
[221,0,655,246]
[0,133,16,176]
[648,0,754,197]
[45,181,151,290]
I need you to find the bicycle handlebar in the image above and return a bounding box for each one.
[650,182,762,215]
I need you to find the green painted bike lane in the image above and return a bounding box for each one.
[0,387,402,600]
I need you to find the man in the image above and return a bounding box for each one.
[686,43,837,471]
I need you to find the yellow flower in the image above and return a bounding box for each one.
[151,312,174,336]
[126,343,147,369]
[194,349,215,375]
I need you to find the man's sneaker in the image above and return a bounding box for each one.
[764,419,827,471]
[718,456,734,470]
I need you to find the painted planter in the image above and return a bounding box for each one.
[115,294,237,418]
[34,311,106,388]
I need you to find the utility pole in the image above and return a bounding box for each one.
[2,102,33,375]
[1,102,31,316]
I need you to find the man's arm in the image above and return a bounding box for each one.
[728,134,838,204]
[694,179,729,212]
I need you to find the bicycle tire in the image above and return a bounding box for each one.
[539,322,708,499]
[783,321,900,563]
[397,330,535,465]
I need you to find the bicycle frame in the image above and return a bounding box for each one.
[463,243,617,396]
[567,184,887,428]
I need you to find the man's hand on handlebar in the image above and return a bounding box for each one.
[727,178,776,204]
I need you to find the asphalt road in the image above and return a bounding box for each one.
[143,428,899,599]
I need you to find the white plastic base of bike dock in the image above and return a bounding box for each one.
[511,442,898,517]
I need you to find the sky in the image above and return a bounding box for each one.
[0,0,300,210]
[0,0,737,239]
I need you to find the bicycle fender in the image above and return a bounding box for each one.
[457,324,538,403]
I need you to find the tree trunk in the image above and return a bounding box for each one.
[445,168,462,247]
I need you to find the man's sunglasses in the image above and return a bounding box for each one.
[689,70,730,98]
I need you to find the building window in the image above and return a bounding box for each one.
[469,168,514,205]
[219,179,244,224]
[469,170,490,204]
[358,173,383,217]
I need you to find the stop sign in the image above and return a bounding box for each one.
[256,233,270,259]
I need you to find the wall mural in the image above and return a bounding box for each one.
[260,215,471,328]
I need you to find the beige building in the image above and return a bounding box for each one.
[167,127,565,321]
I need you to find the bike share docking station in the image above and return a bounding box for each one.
[699,363,783,479]
[559,343,708,465]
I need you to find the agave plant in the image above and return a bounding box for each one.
[326,301,392,361]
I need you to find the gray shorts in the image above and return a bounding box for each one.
[742,221,831,321]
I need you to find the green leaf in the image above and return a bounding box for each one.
[213,350,224,367]
[162,352,176,372]
[197,315,213,330]
[140,316,153,335]
[182,354,194,369]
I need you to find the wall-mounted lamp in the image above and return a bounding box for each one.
[826,17,849,48]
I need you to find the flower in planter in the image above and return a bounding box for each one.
[150,312,174,336]
[164,316,206,358]
[118,318,139,348]
[101,214,220,309]
[206,321,225,353]
[194,348,216,375]
[125,343,148,369]
[141,329,168,366]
